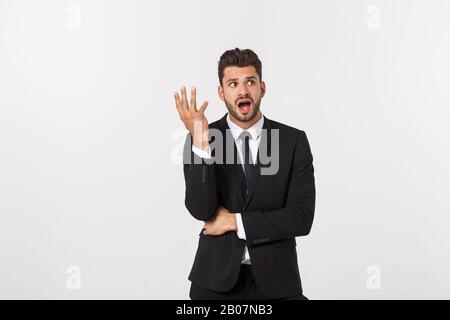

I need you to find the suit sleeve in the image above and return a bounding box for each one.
[183,132,218,221]
[241,131,316,246]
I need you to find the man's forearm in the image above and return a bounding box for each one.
[183,133,218,221]
[183,134,217,221]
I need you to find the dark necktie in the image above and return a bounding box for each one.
[239,131,256,195]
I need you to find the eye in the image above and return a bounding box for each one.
[247,80,254,85]
[229,82,236,87]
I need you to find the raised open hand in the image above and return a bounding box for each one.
[174,86,210,151]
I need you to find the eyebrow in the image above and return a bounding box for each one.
[227,76,258,83]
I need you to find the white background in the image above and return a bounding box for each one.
[1,0,449,299]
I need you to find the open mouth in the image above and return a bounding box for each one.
[237,98,253,114]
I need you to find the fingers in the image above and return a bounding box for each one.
[198,101,209,113]
[173,91,183,114]
[181,86,188,110]
[190,87,197,111]
[174,86,207,115]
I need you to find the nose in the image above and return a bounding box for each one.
[236,82,250,96]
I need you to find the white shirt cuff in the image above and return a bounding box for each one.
[235,213,246,240]
[192,145,212,159]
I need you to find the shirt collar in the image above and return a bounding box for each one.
[226,112,264,141]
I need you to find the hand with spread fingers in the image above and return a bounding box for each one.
[174,86,210,151]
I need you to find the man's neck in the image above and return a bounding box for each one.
[228,111,262,130]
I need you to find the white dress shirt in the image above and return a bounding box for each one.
[191,113,264,265]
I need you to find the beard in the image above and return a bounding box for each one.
[224,96,261,122]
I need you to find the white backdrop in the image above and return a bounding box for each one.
[1,0,449,299]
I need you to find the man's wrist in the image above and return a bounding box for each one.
[192,132,210,151]
[229,213,238,232]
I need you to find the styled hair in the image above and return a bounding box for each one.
[218,48,262,86]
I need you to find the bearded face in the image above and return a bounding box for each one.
[219,65,265,123]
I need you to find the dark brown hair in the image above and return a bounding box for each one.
[218,48,262,86]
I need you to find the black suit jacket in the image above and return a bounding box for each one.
[183,113,315,299]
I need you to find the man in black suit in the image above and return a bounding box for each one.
[173,48,315,300]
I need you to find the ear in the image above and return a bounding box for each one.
[218,85,225,101]
[260,81,266,98]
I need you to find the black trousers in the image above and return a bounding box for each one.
[189,264,308,300]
